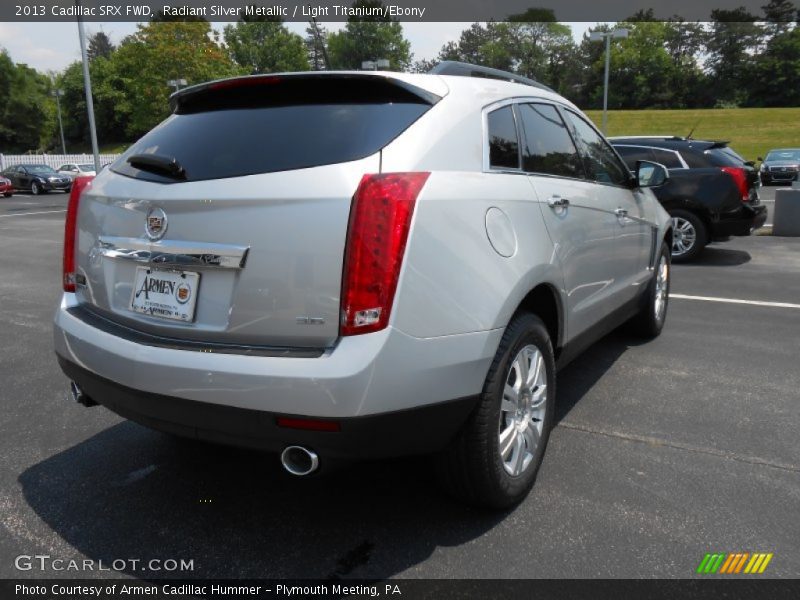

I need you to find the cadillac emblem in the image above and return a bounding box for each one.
[145,207,168,240]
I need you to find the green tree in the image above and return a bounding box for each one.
[761,0,797,36]
[0,50,53,152]
[326,0,412,70]
[224,18,309,74]
[502,11,575,90]
[435,22,511,71]
[748,24,800,106]
[705,9,763,106]
[87,31,115,61]
[305,21,330,70]
[111,21,241,137]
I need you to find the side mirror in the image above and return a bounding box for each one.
[635,160,669,188]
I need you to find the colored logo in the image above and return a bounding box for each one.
[175,282,192,304]
[697,552,773,575]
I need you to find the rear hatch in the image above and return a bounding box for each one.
[74,74,442,349]
[701,142,761,204]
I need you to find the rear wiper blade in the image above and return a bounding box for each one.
[127,154,187,180]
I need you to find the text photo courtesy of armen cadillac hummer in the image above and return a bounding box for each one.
[0,0,799,597]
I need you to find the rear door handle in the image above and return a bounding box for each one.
[614,208,628,217]
[547,196,569,208]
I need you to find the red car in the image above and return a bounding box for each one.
[0,175,14,197]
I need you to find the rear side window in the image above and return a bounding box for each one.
[563,111,630,186]
[112,77,436,183]
[487,106,520,170]
[651,149,683,169]
[517,103,583,179]
[614,146,656,170]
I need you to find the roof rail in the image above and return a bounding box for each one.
[430,61,554,93]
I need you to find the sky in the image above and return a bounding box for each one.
[0,21,595,73]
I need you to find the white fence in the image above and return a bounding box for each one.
[0,154,121,171]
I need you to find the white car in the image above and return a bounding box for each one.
[58,163,97,179]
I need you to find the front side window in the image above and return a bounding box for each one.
[563,111,630,186]
[517,103,583,179]
[487,106,520,170]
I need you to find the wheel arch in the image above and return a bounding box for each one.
[513,282,564,355]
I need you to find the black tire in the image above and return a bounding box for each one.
[30,181,40,195]
[669,209,707,263]
[3,193,11,198]
[437,312,556,509]
[629,241,671,338]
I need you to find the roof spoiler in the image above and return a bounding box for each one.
[430,61,555,93]
[169,73,443,113]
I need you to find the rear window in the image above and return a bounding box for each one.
[112,76,437,183]
[614,146,656,170]
[702,146,747,168]
[487,106,520,170]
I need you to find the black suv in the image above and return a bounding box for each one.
[610,137,767,261]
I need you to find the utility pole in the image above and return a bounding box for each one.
[76,0,101,172]
[52,89,66,155]
[589,28,629,134]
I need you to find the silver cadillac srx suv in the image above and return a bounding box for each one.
[54,63,673,507]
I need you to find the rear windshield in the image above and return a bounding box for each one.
[703,146,747,167]
[112,77,436,183]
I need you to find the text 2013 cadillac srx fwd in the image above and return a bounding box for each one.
[54,63,673,507]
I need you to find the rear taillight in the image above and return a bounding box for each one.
[721,167,750,202]
[63,176,93,292]
[340,172,430,336]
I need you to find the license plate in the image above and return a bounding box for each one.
[130,267,200,322]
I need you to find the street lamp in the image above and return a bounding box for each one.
[361,59,390,71]
[167,79,188,92]
[589,28,629,134]
[51,89,66,155]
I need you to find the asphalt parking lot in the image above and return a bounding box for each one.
[0,190,798,580]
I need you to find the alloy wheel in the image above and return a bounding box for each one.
[671,217,696,256]
[654,254,669,323]
[498,344,547,477]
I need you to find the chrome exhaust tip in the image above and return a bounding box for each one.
[280,446,319,476]
[70,381,97,407]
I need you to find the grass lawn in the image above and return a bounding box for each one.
[584,107,800,162]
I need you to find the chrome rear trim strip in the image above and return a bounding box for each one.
[97,236,249,270]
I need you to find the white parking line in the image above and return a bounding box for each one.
[671,293,800,309]
[0,209,66,218]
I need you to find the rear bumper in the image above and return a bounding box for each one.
[711,204,768,238]
[58,357,478,459]
[54,294,501,454]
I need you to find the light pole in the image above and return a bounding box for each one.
[361,59,390,71]
[52,89,66,155]
[167,79,187,92]
[76,1,101,173]
[589,28,629,134]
